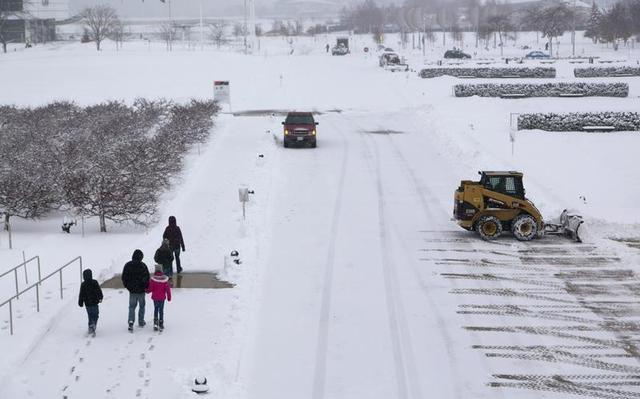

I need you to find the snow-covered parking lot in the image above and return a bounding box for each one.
[1,32,640,398]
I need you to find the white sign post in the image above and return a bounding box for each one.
[239,188,249,220]
[214,81,231,112]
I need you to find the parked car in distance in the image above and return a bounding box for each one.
[444,48,471,59]
[331,44,349,56]
[379,51,409,71]
[282,112,318,148]
[525,51,550,59]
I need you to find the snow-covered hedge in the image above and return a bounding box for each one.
[0,99,220,231]
[517,112,640,131]
[454,82,629,97]
[419,67,556,79]
[574,66,640,77]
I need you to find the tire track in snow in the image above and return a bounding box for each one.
[311,118,349,399]
[362,133,421,399]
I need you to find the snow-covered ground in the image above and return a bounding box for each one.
[1,31,640,398]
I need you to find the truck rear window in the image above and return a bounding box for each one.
[285,115,314,124]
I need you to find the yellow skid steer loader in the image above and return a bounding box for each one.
[453,171,583,242]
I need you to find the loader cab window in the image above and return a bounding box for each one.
[481,174,525,199]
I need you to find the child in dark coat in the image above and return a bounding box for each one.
[154,238,175,278]
[78,269,103,336]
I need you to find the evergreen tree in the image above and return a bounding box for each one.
[584,2,602,43]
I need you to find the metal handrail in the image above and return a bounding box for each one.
[0,256,41,299]
[0,256,82,335]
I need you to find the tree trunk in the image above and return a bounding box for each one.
[99,213,107,232]
[1,40,6,53]
[3,213,9,231]
[549,38,553,58]
[96,39,101,51]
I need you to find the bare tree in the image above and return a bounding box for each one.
[0,9,9,53]
[0,0,30,53]
[208,21,227,48]
[233,22,246,38]
[538,2,574,57]
[486,14,515,56]
[80,5,119,51]
[158,22,177,51]
[110,19,126,50]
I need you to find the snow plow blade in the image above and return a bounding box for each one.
[543,209,584,243]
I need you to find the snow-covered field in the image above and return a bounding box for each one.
[1,31,640,398]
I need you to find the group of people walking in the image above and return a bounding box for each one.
[77,216,186,336]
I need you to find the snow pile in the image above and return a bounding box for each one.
[454,82,629,97]
[419,67,556,79]
[574,66,640,77]
[518,111,640,131]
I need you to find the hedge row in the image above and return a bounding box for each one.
[419,67,556,79]
[454,82,629,97]
[517,112,640,131]
[574,66,640,77]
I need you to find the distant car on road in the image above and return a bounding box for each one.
[331,44,349,56]
[379,51,409,71]
[525,51,550,59]
[282,112,318,148]
[444,48,471,59]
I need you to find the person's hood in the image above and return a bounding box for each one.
[132,249,144,262]
[151,273,169,283]
[83,269,92,282]
[168,216,177,226]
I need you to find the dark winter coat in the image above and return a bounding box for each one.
[121,249,150,294]
[154,243,174,267]
[163,216,185,251]
[78,269,103,307]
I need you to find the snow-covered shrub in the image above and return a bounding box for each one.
[419,67,556,79]
[454,82,629,97]
[0,99,220,232]
[574,66,640,77]
[517,112,640,131]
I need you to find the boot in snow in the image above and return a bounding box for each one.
[128,322,134,332]
[159,320,164,331]
[154,319,159,331]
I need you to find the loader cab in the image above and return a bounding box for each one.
[479,171,525,200]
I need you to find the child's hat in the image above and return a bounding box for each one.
[154,264,162,273]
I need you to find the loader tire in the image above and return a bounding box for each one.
[476,216,502,240]
[512,214,537,241]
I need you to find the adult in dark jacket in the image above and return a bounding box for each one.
[154,238,175,278]
[163,216,185,273]
[78,268,103,336]
[122,249,150,331]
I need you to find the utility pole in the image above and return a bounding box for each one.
[572,0,576,56]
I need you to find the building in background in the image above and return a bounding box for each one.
[0,0,70,44]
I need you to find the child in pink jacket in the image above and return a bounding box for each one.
[147,264,172,331]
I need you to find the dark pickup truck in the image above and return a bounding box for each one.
[282,112,318,148]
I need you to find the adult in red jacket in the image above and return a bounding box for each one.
[163,216,185,273]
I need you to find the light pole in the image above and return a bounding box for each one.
[199,0,204,50]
